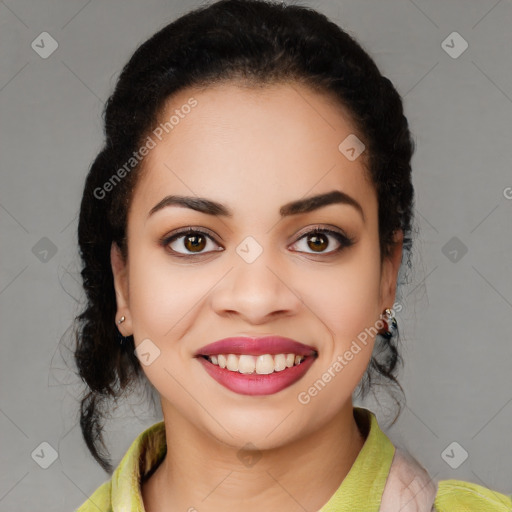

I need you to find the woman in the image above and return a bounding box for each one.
[73,0,512,510]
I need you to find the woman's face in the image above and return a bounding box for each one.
[111,81,402,450]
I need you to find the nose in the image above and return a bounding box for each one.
[210,250,303,324]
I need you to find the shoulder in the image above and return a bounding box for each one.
[380,447,438,511]
[74,479,112,512]
[434,479,512,512]
[380,446,512,512]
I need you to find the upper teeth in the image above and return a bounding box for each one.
[207,353,305,374]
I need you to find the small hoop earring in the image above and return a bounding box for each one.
[380,308,397,339]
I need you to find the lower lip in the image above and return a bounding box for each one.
[196,355,316,396]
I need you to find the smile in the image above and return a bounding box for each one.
[195,335,318,395]
[197,352,317,396]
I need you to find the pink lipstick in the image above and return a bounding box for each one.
[195,336,317,396]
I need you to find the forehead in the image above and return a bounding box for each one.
[130,81,375,220]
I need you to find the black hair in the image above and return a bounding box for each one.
[74,0,416,473]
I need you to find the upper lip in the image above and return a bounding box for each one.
[195,336,318,357]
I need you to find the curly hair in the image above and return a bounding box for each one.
[74,0,416,473]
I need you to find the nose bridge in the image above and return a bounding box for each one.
[211,234,300,320]
[233,235,284,298]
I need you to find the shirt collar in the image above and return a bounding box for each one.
[110,406,395,512]
[111,419,167,511]
[319,406,396,511]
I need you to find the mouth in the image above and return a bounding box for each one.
[194,336,318,396]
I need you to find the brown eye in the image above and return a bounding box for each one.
[162,228,223,257]
[291,228,354,255]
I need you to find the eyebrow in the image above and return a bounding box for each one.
[147,189,365,221]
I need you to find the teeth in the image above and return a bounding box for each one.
[238,354,256,374]
[256,354,274,374]
[274,353,286,371]
[205,353,306,374]
[226,354,239,371]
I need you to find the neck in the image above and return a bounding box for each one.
[142,400,367,512]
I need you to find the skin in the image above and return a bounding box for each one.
[111,81,403,512]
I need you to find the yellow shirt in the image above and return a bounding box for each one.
[75,407,512,511]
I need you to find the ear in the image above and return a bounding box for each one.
[111,241,132,335]
[379,229,404,311]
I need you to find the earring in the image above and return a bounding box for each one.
[380,308,397,340]
[116,316,130,348]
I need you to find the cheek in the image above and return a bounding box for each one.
[127,247,209,341]
[298,241,382,350]
[295,247,382,413]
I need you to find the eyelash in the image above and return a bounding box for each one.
[159,225,355,259]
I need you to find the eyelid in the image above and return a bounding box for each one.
[293,224,352,241]
[163,225,218,239]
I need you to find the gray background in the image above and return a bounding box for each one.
[1,0,511,510]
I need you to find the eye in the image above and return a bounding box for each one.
[160,225,355,258]
[290,227,355,255]
[160,228,223,257]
